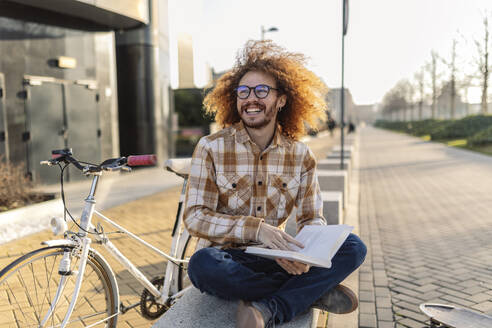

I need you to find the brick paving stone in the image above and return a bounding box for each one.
[376,308,394,321]
[378,321,395,328]
[472,301,492,313]
[395,317,425,328]
[376,296,392,308]
[359,301,376,314]
[436,287,473,299]
[359,313,377,328]
[360,290,376,302]
[440,294,475,307]
[468,293,492,303]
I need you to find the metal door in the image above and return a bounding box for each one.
[24,80,65,184]
[65,82,101,181]
[0,74,7,160]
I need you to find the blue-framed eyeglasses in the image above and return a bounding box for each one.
[235,84,279,99]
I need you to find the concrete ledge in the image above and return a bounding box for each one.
[326,153,351,161]
[317,170,348,209]
[284,191,342,233]
[321,191,343,225]
[152,287,320,328]
[0,198,64,244]
[317,159,351,171]
[332,145,355,153]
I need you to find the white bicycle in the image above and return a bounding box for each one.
[0,148,195,327]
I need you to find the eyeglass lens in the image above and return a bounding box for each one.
[236,85,271,99]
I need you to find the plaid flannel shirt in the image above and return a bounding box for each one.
[183,121,326,250]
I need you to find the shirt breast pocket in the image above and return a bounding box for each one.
[267,174,300,220]
[216,173,253,215]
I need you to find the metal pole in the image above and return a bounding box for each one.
[340,0,347,170]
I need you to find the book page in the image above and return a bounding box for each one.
[246,224,353,268]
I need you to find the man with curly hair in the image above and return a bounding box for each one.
[183,40,366,328]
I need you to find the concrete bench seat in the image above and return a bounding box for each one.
[284,190,343,235]
[317,158,351,171]
[152,287,320,328]
[325,152,351,161]
[321,191,343,225]
[317,170,348,209]
[332,145,355,153]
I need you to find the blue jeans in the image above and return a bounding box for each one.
[187,233,366,325]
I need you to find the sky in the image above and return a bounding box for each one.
[168,0,492,105]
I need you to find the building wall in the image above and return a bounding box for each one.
[0,16,117,180]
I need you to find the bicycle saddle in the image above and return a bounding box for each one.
[165,158,192,178]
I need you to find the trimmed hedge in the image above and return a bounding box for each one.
[468,125,492,146]
[429,115,492,140]
[375,115,492,145]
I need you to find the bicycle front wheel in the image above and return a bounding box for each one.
[0,246,119,328]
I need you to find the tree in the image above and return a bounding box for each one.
[425,50,440,119]
[414,67,426,120]
[381,80,409,121]
[439,39,458,118]
[474,14,490,114]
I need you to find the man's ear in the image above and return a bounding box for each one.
[277,94,287,108]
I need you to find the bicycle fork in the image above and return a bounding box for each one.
[41,175,100,327]
[39,238,91,328]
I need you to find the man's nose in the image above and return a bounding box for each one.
[246,88,259,100]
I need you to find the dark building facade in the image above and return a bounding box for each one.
[0,0,171,184]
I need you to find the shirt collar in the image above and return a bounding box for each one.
[233,121,291,148]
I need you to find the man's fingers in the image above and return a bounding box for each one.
[278,259,303,275]
[277,259,297,274]
[281,232,304,249]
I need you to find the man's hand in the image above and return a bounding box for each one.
[257,223,310,275]
[257,222,304,251]
[276,258,311,275]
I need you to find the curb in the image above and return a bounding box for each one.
[0,198,64,244]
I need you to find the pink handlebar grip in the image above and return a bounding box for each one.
[127,155,157,166]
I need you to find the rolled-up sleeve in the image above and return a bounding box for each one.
[183,137,264,245]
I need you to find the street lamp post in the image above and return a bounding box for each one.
[340,0,349,170]
[261,26,278,40]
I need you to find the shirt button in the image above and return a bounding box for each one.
[282,183,287,187]
[259,156,263,160]
[232,183,237,188]
[257,206,262,211]
[258,181,262,186]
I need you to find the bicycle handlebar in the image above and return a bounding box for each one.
[40,149,157,174]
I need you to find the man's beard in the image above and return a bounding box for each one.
[240,101,276,129]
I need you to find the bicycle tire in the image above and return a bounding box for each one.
[177,234,198,291]
[0,246,119,328]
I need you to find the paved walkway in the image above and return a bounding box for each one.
[357,127,492,328]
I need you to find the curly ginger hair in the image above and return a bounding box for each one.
[203,40,328,140]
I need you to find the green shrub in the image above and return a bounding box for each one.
[467,125,492,146]
[408,119,444,136]
[429,115,492,140]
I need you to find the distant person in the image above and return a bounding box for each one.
[327,116,336,136]
[183,40,366,328]
[348,121,355,134]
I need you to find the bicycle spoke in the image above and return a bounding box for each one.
[28,261,42,323]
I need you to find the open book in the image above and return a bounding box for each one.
[245,224,353,268]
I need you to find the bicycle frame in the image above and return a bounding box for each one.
[43,171,191,327]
